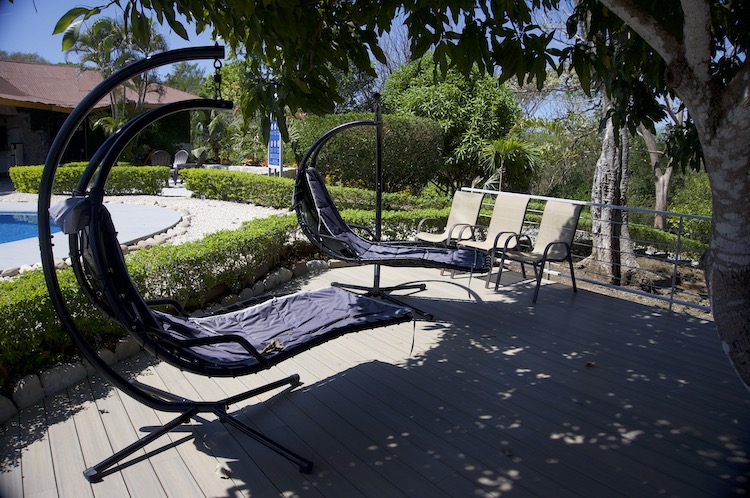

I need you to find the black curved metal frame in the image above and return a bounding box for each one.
[37,47,313,481]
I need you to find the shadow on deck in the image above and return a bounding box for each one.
[1,265,747,497]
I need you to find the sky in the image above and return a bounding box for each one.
[0,0,216,75]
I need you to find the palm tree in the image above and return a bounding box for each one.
[478,134,541,193]
[66,16,167,132]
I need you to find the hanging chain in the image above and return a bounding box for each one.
[213,58,223,100]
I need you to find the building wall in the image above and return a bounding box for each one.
[0,105,48,173]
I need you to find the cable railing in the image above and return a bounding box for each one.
[463,187,712,313]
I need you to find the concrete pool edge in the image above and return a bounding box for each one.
[0,202,183,273]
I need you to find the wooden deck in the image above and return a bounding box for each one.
[1,264,748,497]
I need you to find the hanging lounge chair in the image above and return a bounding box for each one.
[38,47,414,482]
[292,114,488,275]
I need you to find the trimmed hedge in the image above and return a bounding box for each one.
[292,112,444,194]
[128,214,299,307]
[182,169,294,209]
[9,164,170,195]
[0,269,123,390]
[182,168,453,211]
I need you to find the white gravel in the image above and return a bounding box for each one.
[0,190,290,246]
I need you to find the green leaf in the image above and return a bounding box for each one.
[61,20,82,51]
[53,7,89,35]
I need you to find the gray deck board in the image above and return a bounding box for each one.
[2,263,749,496]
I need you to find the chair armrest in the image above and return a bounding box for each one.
[541,241,571,261]
[447,223,474,242]
[416,217,440,233]
[498,232,531,251]
[347,222,375,239]
[148,330,269,365]
[456,223,486,242]
[146,298,189,317]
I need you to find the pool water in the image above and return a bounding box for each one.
[0,212,61,244]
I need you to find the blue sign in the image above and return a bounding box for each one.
[268,120,283,169]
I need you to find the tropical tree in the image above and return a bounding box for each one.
[66,15,167,139]
[0,51,50,63]
[478,132,541,193]
[56,1,750,387]
[164,61,205,95]
[383,52,521,193]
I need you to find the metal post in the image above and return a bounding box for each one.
[373,93,383,291]
[669,216,684,311]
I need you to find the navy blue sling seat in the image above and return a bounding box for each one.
[294,166,489,273]
[50,194,413,480]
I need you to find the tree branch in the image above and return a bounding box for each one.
[596,0,683,65]
[679,0,712,84]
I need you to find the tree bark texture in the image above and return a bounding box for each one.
[599,0,750,388]
[589,112,639,285]
[639,125,673,230]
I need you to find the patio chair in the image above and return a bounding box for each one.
[39,48,415,481]
[149,149,171,166]
[456,192,531,287]
[493,200,583,303]
[171,148,189,183]
[415,190,485,245]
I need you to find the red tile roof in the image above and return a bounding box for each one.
[0,59,198,112]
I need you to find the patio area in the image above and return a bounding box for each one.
[1,263,747,497]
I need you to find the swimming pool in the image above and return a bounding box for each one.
[0,212,61,244]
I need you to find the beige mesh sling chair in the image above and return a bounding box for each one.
[415,189,485,244]
[456,192,531,287]
[493,200,583,303]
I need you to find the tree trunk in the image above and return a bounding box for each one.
[589,109,639,285]
[699,126,750,388]
[639,124,673,230]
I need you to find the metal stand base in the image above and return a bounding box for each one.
[331,281,433,320]
[83,374,311,482]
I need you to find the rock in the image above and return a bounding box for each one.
[276,267,293,283]
[82,349,117,376]
[40,362,87,396]
[251,281,265,296]
[12,374,44,409]
[263,272,281,290]
[292,262,309,277]
[239,287,255,301]
[115,337,141,361]
[1,267,20,278]
[306,260,329,272]
[0,396,18,425]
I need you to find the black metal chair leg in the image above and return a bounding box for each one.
[83,407,199,482]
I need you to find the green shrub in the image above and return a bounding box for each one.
[291,113,444,194]
[9,164,170,195]
[0,269,123,391]
[128,214,298,307]
[341,208,450,240]
[182,168,452,211]
[182,169,294,208]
